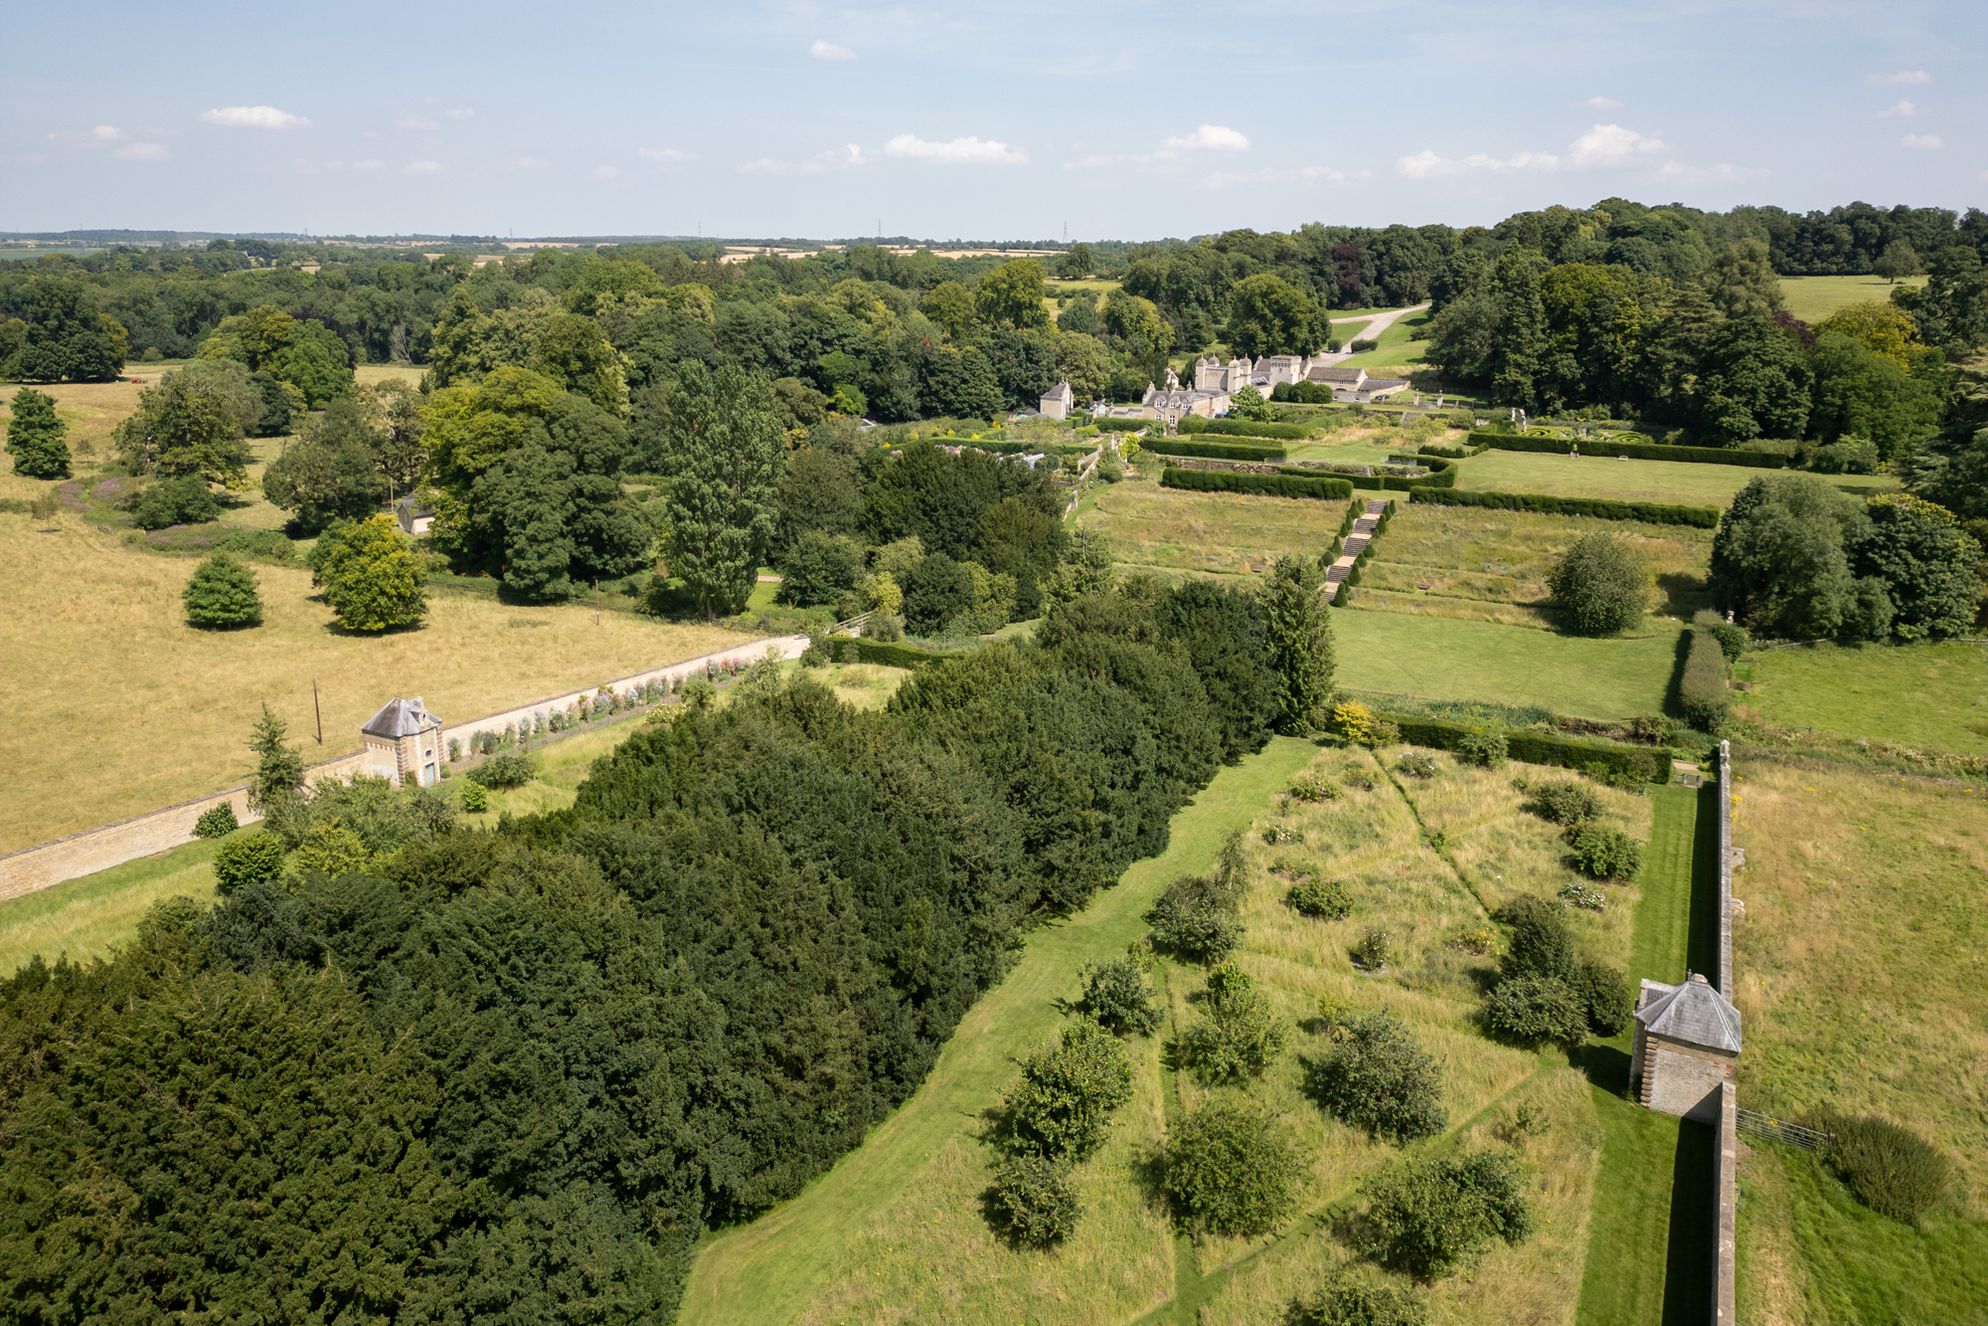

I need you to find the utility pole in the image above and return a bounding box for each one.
[594,579,601,626]
[312,679,323,744]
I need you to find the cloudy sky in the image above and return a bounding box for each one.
[2,0,1980,240]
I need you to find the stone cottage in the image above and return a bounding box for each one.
[360,696,445,789]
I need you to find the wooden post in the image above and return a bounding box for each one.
[312,679,323,744]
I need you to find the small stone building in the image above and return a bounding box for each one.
[361,696,445,789]
[1629,972,1742,1124]
[1038,379,1074,421]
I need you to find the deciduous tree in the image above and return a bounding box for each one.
[5,386,70,478]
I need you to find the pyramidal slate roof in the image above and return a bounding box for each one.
[362,696,439,739]
[1636,972,1742,1052]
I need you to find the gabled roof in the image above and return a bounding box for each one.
[362,696,440,739]
[1310,365,1364,383]
[1635,973,1741,1052]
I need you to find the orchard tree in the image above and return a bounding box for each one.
[5,386,70,477]
[1547,532,1648,636]
[1263,556,1334,733]
[182,553,263,629]
[657,364,783,616]
[1161,1097,1298,1236]
[1002,1018,1133,1160]
[308,514,428,632]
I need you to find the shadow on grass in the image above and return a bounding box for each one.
[1656,571,1712,619]
[1688,784,1722,979]
[1660,1119,1717,1325]
[1577,1041,1633,1097]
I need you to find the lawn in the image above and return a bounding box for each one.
[686,738,1693,1326]
[1453,450,1897,507]
[1076,471,1347,578]
[1335,608,1681,721]
[1338,310,1432,376]
[1778,275,1927,325]
[1358,503,1715,628]
[0,511,756,853]
[0,837,221,978]
[1730,756,1988,1325]
[1737,641,1988,756]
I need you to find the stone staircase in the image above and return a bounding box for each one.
[1324,499,1389,594]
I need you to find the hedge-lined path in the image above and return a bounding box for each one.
[1325,499,1388,591]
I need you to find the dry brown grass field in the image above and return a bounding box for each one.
[0,511,754,853]
[1731,756,1988,1325]
[1075,470,1348,578]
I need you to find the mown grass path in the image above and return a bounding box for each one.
[679,738,1320,1325]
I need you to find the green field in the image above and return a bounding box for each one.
[1453,449,1897,507]
[0,839,222,978]
[1738,641,1988,756]
[1732,757,1988,1324]
[1076,472,1345,578]
[1335,607,1680,720]
[1339,310,1432,375]
[1779,274,1927,324]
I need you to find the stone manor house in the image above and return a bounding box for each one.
[1043,346,1412,429]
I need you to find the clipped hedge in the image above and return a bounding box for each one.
[1180,417,1312,440]
[1408,486,1719,528]
[1469,431,1789,468]
[1376,713,1673,784]
[1676,627,1731,733]
[1095,417,1150,432]
[822,636,956,668]
[1162,467,1353,500]
[1143,436,1289,462]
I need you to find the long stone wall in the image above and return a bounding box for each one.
[1711,738,1739,1324]
[0,634,808,905]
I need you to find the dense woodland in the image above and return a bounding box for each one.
[0,578,1307,1323]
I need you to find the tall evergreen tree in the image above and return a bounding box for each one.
[1262,556,1334,734]
[5,386,70,478]
[246,704,305,820]
[659,363,784,617]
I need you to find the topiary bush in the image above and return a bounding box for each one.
[1359,1148,1534,1278]
[1565,823,1642,880]
[986,1153,1081,1248]
[1818,1113,1954,1225]
[1160,1097,1298,1237]
[212,829,288,895]
[1483,975,1586,1046]
[1522,780,1602,827]
[466,753,536,789]
[1455,731,1508,769]
[1002,1019,1134,1160]
[1290,1270,1429,1326]
[1287,876,1353,920]
[1304,1010,1447,1143]
[1677,626,1732,733]
[192,802,239,839]
[182,552,263,629]
[1077,958,1161,1037]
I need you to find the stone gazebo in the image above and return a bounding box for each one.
[360,696,445,789]
[1628,972,1742,1123]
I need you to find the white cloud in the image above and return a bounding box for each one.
[1161,123,1249,153]
[1583,95,1624,110]
[113,142,170,161]
[396,114,440,131]
[1877,99,1918,118]
[352,158,384,171]
[740,143,869,174]
[883,133,1026,165]
[91,125,124,143]
[809,38,857,60]
[1566,123,1665,168]
[1866,69,1931,85]
[638,146,692,162]
[1901,133,1943,151]
[509,155,550,170]
[1396,147,1560,178]
[444,106,475,121]
[202,104,310,130]
[591,164,623,180]
[1655,160,1761,184]
[402,159,444,175]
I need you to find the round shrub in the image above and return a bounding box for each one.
[192,802,239,839]
[1693,611,1749,663]
[1148,874,1242,964]
[1396,751,1438,779]
[1548,532,1648,636]
[1455,731,1508,769]
[1351,927,1393,972]
[1077,958,1160,1037]
[1161,1097,1298,1237]
[1483,975,1587,1046]
[1570,960,1632,1036]
[1177,966,1286,1086]
[1820,1113,1954,1225]
[1304,1010,1447,1143]
[1522,780,1602,827]
[1287,877,1352,920]
[458,781,489,813]
[1565,823,1642,880]
[1003,1019,1134,1160]
[466,753,536,789]
[986,1153,1081,1248]
[1291,1270,1428,1326]
[131,475,219,530]
[213,829,288,895]
[182,553,263,629]
[1496,895,1575,982]
[1360,1148,1534,1278]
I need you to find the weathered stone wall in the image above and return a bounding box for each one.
[1641,1041,1732,1124]
[1712,739,1739,1324]
[0,634,808,905]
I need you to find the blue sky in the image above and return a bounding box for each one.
[2,0,1981,239]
